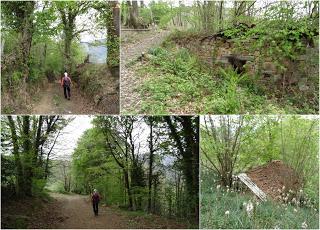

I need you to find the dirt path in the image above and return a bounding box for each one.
[50,193,128,229]
[49,193,189,229]
[31,80,101,114]
[120,29,171,113]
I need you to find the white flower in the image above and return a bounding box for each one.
[246,201,254,217]
[300,189,303,193]
[301,221,308,229]
[282,186,285,190]
[225,210,230,215]
[226,188,230,193]
[294,208,297,212]
[216,185,221,189]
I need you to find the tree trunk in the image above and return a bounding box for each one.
[7,116,25,197]
[124,169,133,209]
[22,116,33,196]
[16,1,35,104]
[218,1,224,30]
[42,43,47,69]
[147,118,154,213]
[64,29,73,73]
[127,1,139,28]
[181,116,199,220]
[113,3,120,36]
[106,1,120,67]
[165,116,199,220]
[20,1,35,82]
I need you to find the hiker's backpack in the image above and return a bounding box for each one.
[63,76,71,86]
[92,193,100,203]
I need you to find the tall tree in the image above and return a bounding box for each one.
[55,1,91,72]
[93,1,120,67]
[164,116,199,220]
[4,115,68,197]
[126,1,139,28]
[95,116,134,209]
[1,1,35,98]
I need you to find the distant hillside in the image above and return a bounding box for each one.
[80,39,107,64]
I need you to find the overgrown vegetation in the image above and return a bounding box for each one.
[1,1,120,113]
[135,46,285,114]
[126,0,319,114]
[200,115,319,229]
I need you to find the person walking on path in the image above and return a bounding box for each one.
[91,189,101,216]
[61,71,72,100]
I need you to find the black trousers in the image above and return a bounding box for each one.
[63,86,71,99]
[93,202,99,215]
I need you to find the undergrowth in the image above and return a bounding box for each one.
[201,171,319,229]
[135,45,292,114]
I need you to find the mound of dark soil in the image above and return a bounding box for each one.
[246,160,302,200]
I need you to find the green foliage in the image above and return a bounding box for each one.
[201,115,319,227]
[31,179,47,197]
[2,31,20,54]
[1,0,118,110]
[107,37,120,67]
[201,170,319,229]
[1,155,15,189]
[1,116,70,197]
[147,1,179,28]
[71,127,125,205]
[46,181,66,193]
[136,46,284,114]
[71,41,87,68]
[12,71,24,84]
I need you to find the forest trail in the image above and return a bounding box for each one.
[31,80,100,114]
[51,193,127,229]
[49,193,188,229]
[120,29,171,113]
